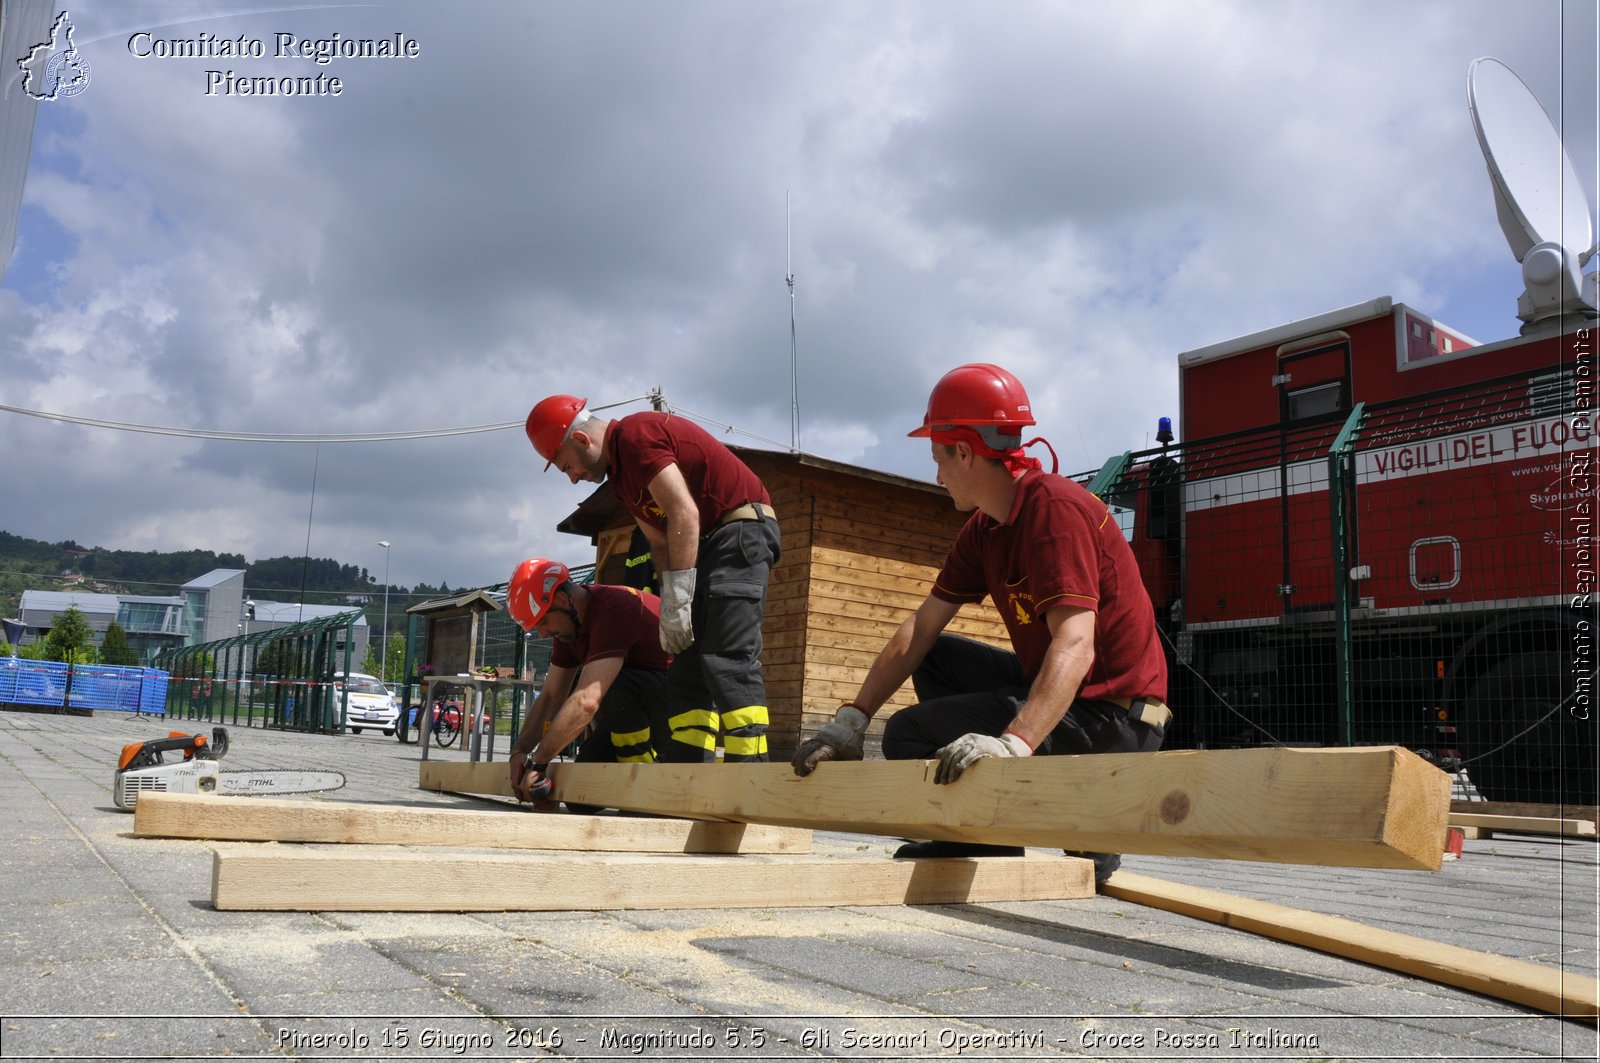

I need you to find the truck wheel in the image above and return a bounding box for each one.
[1462,652,1594,805]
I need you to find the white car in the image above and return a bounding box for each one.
[335,672,398,735]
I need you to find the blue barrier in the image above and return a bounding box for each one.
[0,659,170,714]
[0,659,68,706]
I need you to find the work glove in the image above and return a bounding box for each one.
[791,705,871,776]
[933,731,1032,785]
[659,568,697,654]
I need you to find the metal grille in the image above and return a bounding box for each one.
[1087,369,1594,807]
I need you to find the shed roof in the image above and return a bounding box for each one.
[556,445,946,537]
[406,589,502,616]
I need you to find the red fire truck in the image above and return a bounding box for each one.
[1091,296,1594,805]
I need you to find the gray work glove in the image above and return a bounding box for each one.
[658,568,696,654]
[790,705,870,776]
[933,731,1032,784]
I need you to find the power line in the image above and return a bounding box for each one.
[0,394,659,443]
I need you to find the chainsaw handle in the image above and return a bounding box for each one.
[115,727,230,772]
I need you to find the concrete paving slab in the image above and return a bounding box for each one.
[1,709,1595,1063]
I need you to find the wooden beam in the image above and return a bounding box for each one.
[133,792,811,853]
[425,746,1450,870]
[419,759,521,798]
[211,849,1093,911]
[1448,813,1597,839]
[1452,799,1600,823]
[1102,871,1600,1019]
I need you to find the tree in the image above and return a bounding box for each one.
[383,635,406,684]
[100,621,140,666]
[42,605,96,663]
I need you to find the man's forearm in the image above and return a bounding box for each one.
[530,693,600,762]
[1005,608,1095,747]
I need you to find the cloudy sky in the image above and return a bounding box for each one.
[0,0,1594,595]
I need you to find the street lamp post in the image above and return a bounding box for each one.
[377,541,392,681]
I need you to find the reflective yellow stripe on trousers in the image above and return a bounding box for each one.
[667,709,719,750]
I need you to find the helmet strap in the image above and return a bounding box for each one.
[932,426,1058,476]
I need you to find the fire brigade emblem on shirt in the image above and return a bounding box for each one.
[18,11,91,101]
[635,491,666,522]
[1009,591,1036,625]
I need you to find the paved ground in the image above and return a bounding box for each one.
[0,709,1595,1062]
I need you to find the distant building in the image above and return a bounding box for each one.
[18,589,121,642]
[10,568,370,664]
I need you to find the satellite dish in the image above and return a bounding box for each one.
[1467,57,1598,332]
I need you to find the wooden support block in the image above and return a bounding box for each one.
[1102,871,1600,1019]
[210,848,1094,911]
[1448,813,1597,839]
[423,746,1448,870]
[133,792,810,854]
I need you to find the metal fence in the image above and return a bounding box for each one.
[1085,369,1593,807]
[0,659,169,715]
[152,609,365,734]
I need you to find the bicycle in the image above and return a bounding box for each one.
[429,699,462,747]
[402,699,463,747]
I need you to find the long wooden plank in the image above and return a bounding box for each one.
[1448,813,1597,838]
[427,747,1451,870]
[133,792,811,853]
[1451,799,1600,823]
[1102,871,1600,1018]
[211,849,1093,911]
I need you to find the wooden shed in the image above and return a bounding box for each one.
[405,590,502,676]
[555,447,1008,757]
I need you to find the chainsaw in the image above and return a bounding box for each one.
[112,727,346,810]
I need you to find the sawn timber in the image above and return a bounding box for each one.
[423,746,1451,871]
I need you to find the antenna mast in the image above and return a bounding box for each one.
[787,191,799,453]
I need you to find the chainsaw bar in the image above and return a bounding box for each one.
[218,770,347,797]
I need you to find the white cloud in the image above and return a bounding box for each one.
[0,0,1591,589]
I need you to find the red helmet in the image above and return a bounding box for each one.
[525,395,588,468]
[507,558,570,630]
[907,364,1034,438]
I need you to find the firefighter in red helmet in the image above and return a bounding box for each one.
[792,364,1169,888]
[504,558,672,810]
[524,395,780,764]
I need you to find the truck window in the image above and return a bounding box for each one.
[1286,379,1346,420]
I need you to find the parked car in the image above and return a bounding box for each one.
[335,671,398,735]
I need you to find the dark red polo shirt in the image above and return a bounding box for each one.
[603,412,770,533]
[549,584,672,672]
[931,469,1167,701]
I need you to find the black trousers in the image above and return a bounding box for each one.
[573,666,671,764]
[662,514,781,762]
[563,666,671,815]
[881,634,1166,759]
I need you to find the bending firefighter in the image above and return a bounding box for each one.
[791,363,1170,886]
[506,558,672,809]
[526,395,780,762]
